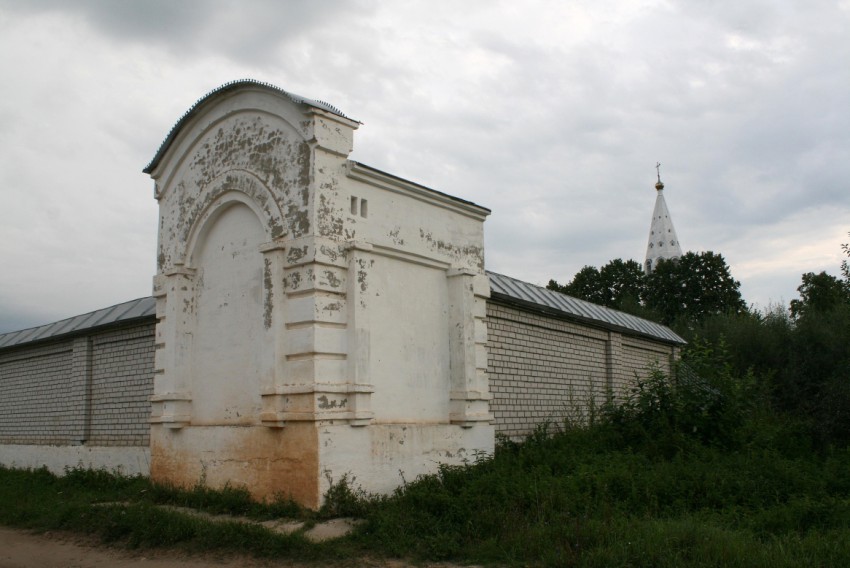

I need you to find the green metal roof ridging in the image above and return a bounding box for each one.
[143,79,357,174]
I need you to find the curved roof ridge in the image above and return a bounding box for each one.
[143,79,357,174]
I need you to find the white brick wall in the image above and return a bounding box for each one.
[0,342,78,444]
[621,337,674,388]
[0,322,155,447]
[89,325,156,446]
[486,301,677,439]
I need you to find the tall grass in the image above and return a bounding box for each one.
[344,344,850,566]
[346,425,850,566]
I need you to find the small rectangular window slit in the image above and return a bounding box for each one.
[350,196,358,215]
[360,199,368,218]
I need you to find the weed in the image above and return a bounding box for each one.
[319,471,369,518]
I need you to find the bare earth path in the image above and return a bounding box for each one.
[0,527,464,568]
[0,527,303,568]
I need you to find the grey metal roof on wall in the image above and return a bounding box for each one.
[0,297,156,350]
[487,271,685,345]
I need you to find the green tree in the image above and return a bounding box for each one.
[789,271,850,319]
[643,251,746,326]
[780,302,850,447]
[599,258,645,310]
[773,238,850,447]
[687,305,792,380]
[548,259,645,310]
[548,265,606,304]
[550,252,745,325]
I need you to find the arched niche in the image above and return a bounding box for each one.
[154,108,313,271]
[186,199,271,425]
[183,177,283,265]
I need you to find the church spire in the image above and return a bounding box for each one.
[644,163,683,274]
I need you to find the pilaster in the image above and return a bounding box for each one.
[447,268,492,427]
[345,241,375,426]
[259,236,374,425]
[71,336,92,444]
[149,266,195,429]
[605,331,624,400]
[258,240,289,427]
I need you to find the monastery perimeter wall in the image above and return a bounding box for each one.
[0,321,154,475]
[487,300,677,439]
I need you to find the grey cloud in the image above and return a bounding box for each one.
[1,0,207,39]
[1,0,371,64]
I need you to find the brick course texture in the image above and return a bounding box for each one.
[622,339,674,385]
[0,322,155,447]
[89,325,156,446]
[0,342,77,444]
[486,301,676,439]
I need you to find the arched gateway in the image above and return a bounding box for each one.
[143,80,494,507]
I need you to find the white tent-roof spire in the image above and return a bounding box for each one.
[644,163,683,274]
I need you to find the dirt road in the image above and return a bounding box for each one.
[0,527,295,568]
[0,527,449,568]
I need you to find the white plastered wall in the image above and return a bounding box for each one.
[315,163,494,497]
[1,445,150,477]
[146,83,494,507]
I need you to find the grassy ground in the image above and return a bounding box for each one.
[0,466,345,562]
[350,426,850,566]
[3,426,850,567]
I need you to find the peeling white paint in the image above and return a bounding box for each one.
[146,81,494,507]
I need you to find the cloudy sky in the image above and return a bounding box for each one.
[1,0,848,333]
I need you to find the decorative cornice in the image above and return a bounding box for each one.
[143,79,359,175]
